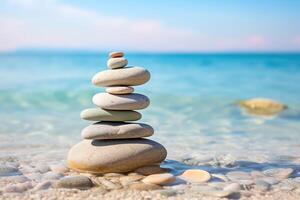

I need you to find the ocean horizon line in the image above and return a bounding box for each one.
[0,48,300,56]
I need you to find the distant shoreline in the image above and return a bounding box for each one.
[1,50,300,56]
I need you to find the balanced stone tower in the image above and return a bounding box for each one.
[67,52,167,174]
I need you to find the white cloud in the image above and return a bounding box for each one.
[0,0,212,52]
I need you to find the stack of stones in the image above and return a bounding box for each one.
[67,52,167,174]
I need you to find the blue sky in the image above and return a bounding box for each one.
[0,0,299,52]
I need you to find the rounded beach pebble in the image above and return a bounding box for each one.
[135,165,170,176]
[80,108,141,121]
[109,51,124,58]
[142,173,175,185]
[106,86,134,94]
[92,93,150,110]
[107,57,128,69]
[92,67,150,87]
[67,139,167,173]
[180,169,211,183]
[239,98,287,116]
[81,122,154,140]
[55,176,93,189]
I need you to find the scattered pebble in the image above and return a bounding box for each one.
[259,177,279,185]
[142,173,175,185]
[3,182,33,193]
[0,165,20,176]
[251,171,265,178]
[43,171,64,180]
[255,180,271,191]
[25,173,42,182]
[194,188,234,198]
[180,169,211,183]
[226,171,252,181]
[55,176,93,189]
[33,181,53,191]
[130,182,161,190]
[3,175,29,183]
[50,164,69,173]
[119,174,144,186]
[212,173,229,182]
[35,164,50,173]
[263,168,294,180]
[100,179,122,190]
[104,173,124,177]
[135,165,169,176]
[223,183,241,193]
[155,189,178,197]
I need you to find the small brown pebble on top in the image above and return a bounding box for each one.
[109,52,124,58]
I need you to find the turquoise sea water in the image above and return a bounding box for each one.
[0,52,300,165]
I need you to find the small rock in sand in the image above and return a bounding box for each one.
[104,173,125,178]
[254,180,271,191]
[43,171,64,180]
[194,187,234,198]
[135,165,170,175]
[180,169,211,183]
[25,173,42,182]
[3,182,33,193]
[50,164,69,173]
[142,173,175,185]
[55,176,93,189]
[263,168,293,180]
[223,183,241,193]
[99,179,122,190]
[226,171,252,181]
[0,165,20,176]
[35,164,50,173]
[33,181,53,191]
[120,174,144,183]
[155,189,179,197]
[4,175,29,183]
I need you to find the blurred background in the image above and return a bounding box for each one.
[0,0,300,163]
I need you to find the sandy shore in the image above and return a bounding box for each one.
[1,186,300,200]
[1,155,300,200]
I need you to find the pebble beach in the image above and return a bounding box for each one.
[1,53,300,199]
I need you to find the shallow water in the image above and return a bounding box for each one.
[0,52,300,170]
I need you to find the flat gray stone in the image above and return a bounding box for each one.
[80,108,141,121]
[67,139,167,173]
[93,93,150,110]
[42,171,64,180]
[92,67,150,87]
[223,183,241,193]
[263,168,293,179]
[0,165,20,176]
[226,171,252,181]
[81,122,154,140]
[33,181,53,191]
[192,186,234,198]
[55,176,93,189]
[254,180,271,191]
